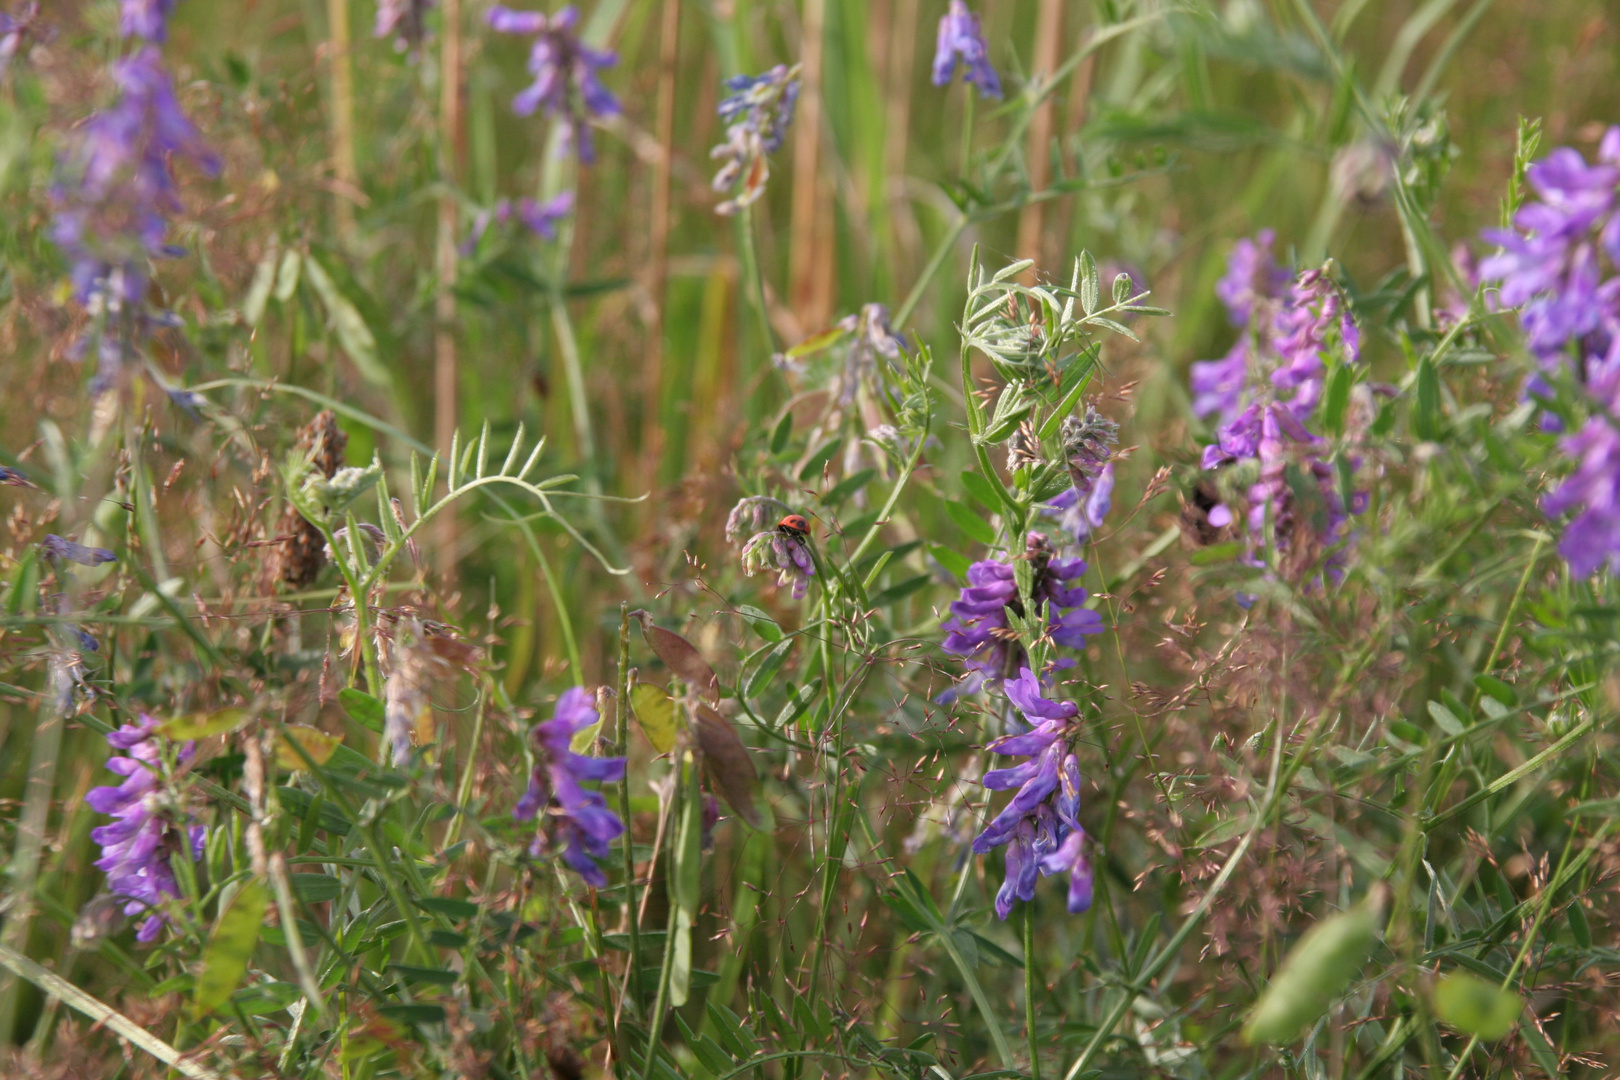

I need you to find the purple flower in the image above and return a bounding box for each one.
[514,687,626,886]
[120,0,179,42]
[931,1,1000,100]
[725,495,794,546]
[86,714,204,943]
[0,3,39,76]
[940,532,1103,696]
[741,525,816,600]
[1044,463,1114,545]
[487,5,618,163]
[971,668,1094,918]
[833,303,908,404]
[50,48,218,385]
[375,0,434,51]
[1480,128,1620,398]
[42,535,115,566]
[462,191,575,253]
[0,466,34,488]
[1214,228,1288,328]
[710,64,800,215]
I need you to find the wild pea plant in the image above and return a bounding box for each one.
[1,2,1619,1080]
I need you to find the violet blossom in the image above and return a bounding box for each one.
[740,522,816,600]
[833,303,908,405]
[972,667,1093,918]
[1477,129,1620,573]
[1190,235,1360,570]
[1043,406,1119,546]
[487,4,619,163]
[514,687,626,886]
[42,534,115,567]
[461,191,575,253]
[375,0,434,52]
[941,532,1103,696]
[0,3,38,75]
[50,47,218,385]
[120,0,178,42]
[710,64,800,215]
[86,714,204,943]
[931,1,1001,100]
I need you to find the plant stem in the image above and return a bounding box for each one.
[1024,904,1042,1079]
[616,604,644,1007]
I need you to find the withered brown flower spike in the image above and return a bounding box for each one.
[276,410,347,589]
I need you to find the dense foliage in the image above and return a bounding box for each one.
[0,2,1618,1079]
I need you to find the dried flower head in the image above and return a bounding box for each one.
[710,64,801,215]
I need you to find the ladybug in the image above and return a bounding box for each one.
[776,513,810,536]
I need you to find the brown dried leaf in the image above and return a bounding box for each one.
[631,611,719,703]
[693,702,761,828]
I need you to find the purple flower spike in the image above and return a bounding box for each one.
[710,65,801,215]
[1214,229,1288,329]
[120,0,180,42]
[740,524,815,600]
[50,47,218,384]
[971,670,1094,920]
[931,1,1001,100]
[940,533,1103,696]
[487,4,618,163]
[375,0,435,51]
[42,535,116,567]
[515,190,574,239]
[515,688,626,887]
[87,714,203,943]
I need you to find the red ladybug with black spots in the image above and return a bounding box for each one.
[776,514,810,537]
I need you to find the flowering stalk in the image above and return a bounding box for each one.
[514,687,626,885]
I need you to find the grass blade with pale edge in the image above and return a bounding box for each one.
[0,943,223,1080]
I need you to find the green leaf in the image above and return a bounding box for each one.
[303,254,389,387]
[1432,972,1521,1040]
[736,604,782,643]
[1243,884,1388,1044]
[960,471,1002,513]
[797,440,841,482]
[769,411,793,455]
[415,896,480,920]
[745,638,795,700]
[944,499,997,546]
[1473,674,1516,707]
[1426,700,1465,737]
[929,543,973,582]
[1321,362,1353,435]
[338,688,385,734]
[1413,355,1441,441]
[1569,901,1592,949]
[388,963,459,987]
[273,248,301,302]
[868,574,932,609]
[1037,363,1096,441]
[1112,272,1133,306]
[821,468,877,508]
[276,726,342,771]
[242,243,278,327]
[193,878,269,1018]
[231,980,301,1015]
[670,762,703,1007]
[1079,251,1099,315]
[291,873,342,903]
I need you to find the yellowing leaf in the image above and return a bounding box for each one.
[158,708,251,741]
[276,726,342,771]
[630,682,681,754]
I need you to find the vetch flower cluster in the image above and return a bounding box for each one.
[461,191,575,254]
[375,0,434,52]
[49,46,219,386]
[86,714,204,943]
[1190,236,1359,569]
[1044,406,1118,546]
[973,667,1093,918]
[514,687,625,886]
[832,303,908,405]
[710,64,800,215]
[941,532,1102,696]
[120,0,179,42]
[487,4,619,163]
[740,523,816,600]
[931,1,1000,100]
[1482,128,1620,573]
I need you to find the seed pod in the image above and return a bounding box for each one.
[1243,882,1390,1045]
